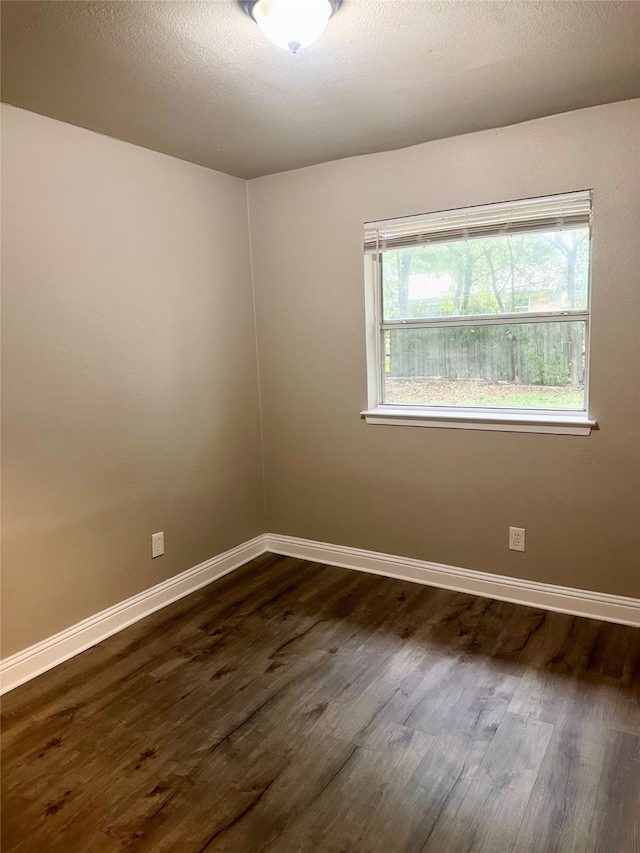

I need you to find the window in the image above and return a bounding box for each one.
[362,192,597,434]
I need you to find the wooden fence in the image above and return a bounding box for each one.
[387,323,585,386]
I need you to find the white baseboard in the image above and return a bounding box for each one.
[3,531,638,695]
[0,535,268,696]
[266,534,640,628]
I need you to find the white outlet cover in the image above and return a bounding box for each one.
[152,531,164,558]
[509,527,525,552]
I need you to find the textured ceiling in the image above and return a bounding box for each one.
[2,1,639,179]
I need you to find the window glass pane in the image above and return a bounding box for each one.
[383,322,586,410]
[381,229,589,321]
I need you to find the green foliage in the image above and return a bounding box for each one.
[382,228,589,389]
[529,352,570,386]
[381,229,589,321]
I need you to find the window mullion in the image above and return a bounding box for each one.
[381,312,589,331]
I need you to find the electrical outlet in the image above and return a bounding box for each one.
[509,527,525,552]
[152,531,164,558]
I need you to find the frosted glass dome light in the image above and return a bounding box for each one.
[243,0,341,54]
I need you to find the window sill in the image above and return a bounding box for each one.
[361,407,597,435]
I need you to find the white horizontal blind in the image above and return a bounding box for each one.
[364,191,591,254]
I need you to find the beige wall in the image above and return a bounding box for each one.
[249,100,640,599]
[1,105,265,656]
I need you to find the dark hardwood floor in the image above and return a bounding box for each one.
[2,553,639,852]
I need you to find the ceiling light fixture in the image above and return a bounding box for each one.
[241,0,341,54]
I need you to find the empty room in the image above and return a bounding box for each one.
[1,1,639,851]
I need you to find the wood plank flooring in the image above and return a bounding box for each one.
[2,553,639,852]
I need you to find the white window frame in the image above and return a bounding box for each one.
[362,192,597,435]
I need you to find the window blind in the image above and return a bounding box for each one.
[364,191,592,254]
